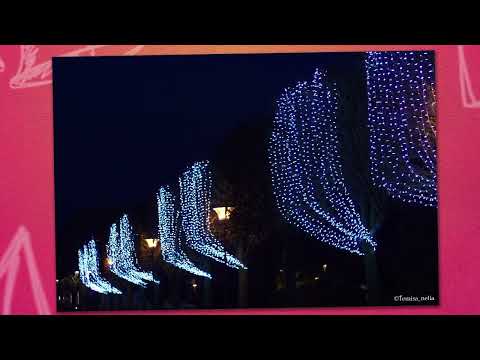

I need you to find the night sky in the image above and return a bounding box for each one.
[53,52,367,277]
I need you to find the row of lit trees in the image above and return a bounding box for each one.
[70,51,437,308]
[75,161,248,307]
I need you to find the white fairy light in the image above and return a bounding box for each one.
[107,214,159,287]
[78,239,122,294]
[365,51,437,206]
[157,186,212,278]
[269,68,374,254]
[179,161,247,269]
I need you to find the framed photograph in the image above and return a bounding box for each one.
[53,51,438,311]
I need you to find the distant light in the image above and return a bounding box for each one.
[213,207,234,221]
[75,271,79,276]
[144,238,159,248]
[106,258,113,266]
[56,279,59,283]
[192,283,198,288]
[75,306,78,310]
[322,264,327,272]
[314,276,319,280]
[279,269,284,272]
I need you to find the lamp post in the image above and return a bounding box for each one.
[144,238,159,263]
[144,238,159,307]
[213,207,233,262]
[74,271,80,308]
[213,207,233,222]
[213,206,234,306]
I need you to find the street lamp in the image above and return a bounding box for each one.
[213,206,235,305]
[144,238,159,249]
[144,238,159,308]
[213,207,234,221]
[212,207,234,262]
[144,238,159,271]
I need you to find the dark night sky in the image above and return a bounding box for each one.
[53,52,366,277]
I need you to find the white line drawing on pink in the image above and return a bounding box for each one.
[0,226,51,314]
[0,55,5,72]
[123,45,144,56]
[458,45,480,109]
[9,45,145,89]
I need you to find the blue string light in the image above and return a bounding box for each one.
[365,51,437,206]
[107,214,159,287]
[179,161,247,269]
[157,186,212,278]
[269,68,374,255]
[78,239,122,294]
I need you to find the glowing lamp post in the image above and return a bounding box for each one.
[145,238,159,249]
[212,207,235,261]
[144,238,159,271]
[213,207,234,221]
[213,206,235,304]
[144,238,159,307]
[213,207,235,263]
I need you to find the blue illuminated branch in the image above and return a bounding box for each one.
[157,186,212,278]
[78,239,122,294]
[365,51,437,206]
[269,68,374,255]
[107,214,159,287]
[179,161,247,269]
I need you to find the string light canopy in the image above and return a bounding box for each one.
[365,51,437,207]
[157,186,212,278]
[179,161,247,269]
[106,214,159,287]
[269,68,374,255]
[78,239,122,294]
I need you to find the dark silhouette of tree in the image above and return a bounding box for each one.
[211,120,280,307]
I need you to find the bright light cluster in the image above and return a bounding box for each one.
[365,51,437,206]
[157,186,212,278]
[106,214,159,287]
[179,161,247,269]
[269,68,374,255]
[78,239,122,294]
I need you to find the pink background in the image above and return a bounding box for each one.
[0,45,479,315]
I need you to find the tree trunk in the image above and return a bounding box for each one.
[284,236,296,305]
[362,240,380,305]
[172,268,180,307]
[202,262,212,308]
[237,245,248,307]
[127,284,133,309]
[361,191,382,306]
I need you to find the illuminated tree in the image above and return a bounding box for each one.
[210,122,277,307]
[156,185,211,278]
[107,214,159,287]
[179,161,247,269]
[78,239,122,294]
[365,51,437,207]
[269,68,375,255]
